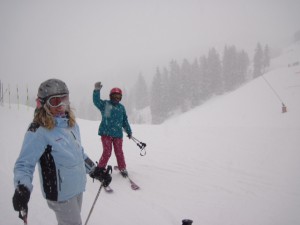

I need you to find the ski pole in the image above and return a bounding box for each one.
[84,165,112,225]
[84,184,103,225]
[131,136,147,156]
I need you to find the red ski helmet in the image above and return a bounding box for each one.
[110,87,122,96]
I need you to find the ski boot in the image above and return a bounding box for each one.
[120,169,128,178]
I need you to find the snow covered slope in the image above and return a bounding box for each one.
[0,42,300,225]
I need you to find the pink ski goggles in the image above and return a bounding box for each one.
[47,94,70,108]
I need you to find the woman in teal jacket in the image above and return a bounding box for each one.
[12,79,111,225]
[93,82,132,178]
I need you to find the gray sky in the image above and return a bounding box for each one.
[1,0,299,103]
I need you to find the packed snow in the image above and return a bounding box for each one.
[1,42,300,225]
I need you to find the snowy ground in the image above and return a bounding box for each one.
[1,42,300,225]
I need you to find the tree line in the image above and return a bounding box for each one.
[126,43,270,124]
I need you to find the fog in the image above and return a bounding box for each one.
[1,0,299,105]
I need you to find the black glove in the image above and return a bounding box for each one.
[12,184,30,211]
[127,133,132,139]
[94,82,103,90]
[90,166,112,187]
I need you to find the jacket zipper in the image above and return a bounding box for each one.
[70,131,76,140]
[58,169,62,191]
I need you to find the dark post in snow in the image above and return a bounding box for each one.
[282,103,287,113]
[182,219,193,225]
[0,80,3,105]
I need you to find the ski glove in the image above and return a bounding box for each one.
[94,82,103,90]
[127,133,132,139]
[12,184,30,211]
[89,166,112,187]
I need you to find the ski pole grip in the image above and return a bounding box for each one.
[19,207,28,224]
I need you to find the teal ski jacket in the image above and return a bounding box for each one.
[93,90,132,138]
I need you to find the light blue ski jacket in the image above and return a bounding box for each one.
[13,117,94,202]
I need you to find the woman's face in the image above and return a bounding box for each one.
[48,104,67,116]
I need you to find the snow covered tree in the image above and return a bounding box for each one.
[161,68,171,116]
[198,55,210,101]
[236,50,250,85]
[134,73,149,110]
[168,60,182,112]
[263,44,270,72]
[121,87,132,114]
[146,44,251,123]
[253,43,264,78]
[189,59,202,107]
[206,48,222,95]
[223,46,250,91]
[150,68,168,124]
[223,45,237,91]
[124,87,136,122]
[180,58,194,111]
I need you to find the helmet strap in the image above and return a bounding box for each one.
[36,98,46,109]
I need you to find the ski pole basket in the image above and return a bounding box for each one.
[131,136,147,156]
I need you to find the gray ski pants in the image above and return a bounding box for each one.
[47,193,83,225]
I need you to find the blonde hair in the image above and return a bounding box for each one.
[33,104,76,130]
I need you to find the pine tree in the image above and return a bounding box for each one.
[207,48,222,95]
[199,55,210,101]
[161,68,171,117]
[190,59,201,107]
[223,45,236,91]
[236,50,250,85]
[253,43,264,78]
[263,44,270,73]
[168,60,181,112]
[134,73,149,110]
[181,58,193,112]
[121,88,132,114]
[150,68,167,124]
[146,44,252,123]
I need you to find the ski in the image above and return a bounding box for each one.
[114,166,140,190]
[128,178,140,190]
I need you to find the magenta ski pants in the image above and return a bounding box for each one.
[98,135,126,170]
